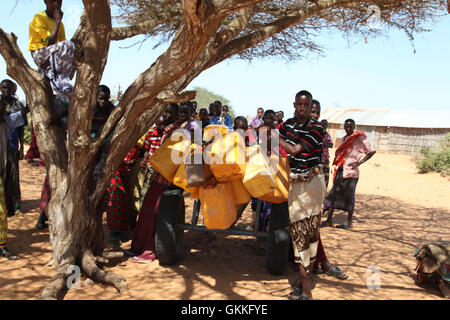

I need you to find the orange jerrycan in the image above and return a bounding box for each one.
[242,145,276,198]
[149,130,191,182]
[259,154,290,203]
[199,182,237,230]
[203,124,228,142]
[207,131,246,182]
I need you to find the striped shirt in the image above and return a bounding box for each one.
[144,126,163,157]
[143,126,163,167]
[278,117,324,174]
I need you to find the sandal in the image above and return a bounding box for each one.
[336,223,352,230]
[320,221,333,228]
[131,252,156,264]
[288,287,308,300]
[35,222,48,230]
[0,247,20,260]
[325,266,349,280]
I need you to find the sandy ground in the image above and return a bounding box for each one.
[0,148,449,300]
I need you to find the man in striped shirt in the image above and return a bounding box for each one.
[275,90,326,300]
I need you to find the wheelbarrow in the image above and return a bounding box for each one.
[154,189,290,275]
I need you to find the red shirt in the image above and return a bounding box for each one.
[143,126,163,167]
[144,127,163,157]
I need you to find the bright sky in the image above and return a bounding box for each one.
[1,0,449,120]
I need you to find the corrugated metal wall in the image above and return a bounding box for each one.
[327,124,449,155]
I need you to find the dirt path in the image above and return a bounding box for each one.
[0,150,448,300]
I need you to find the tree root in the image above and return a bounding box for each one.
[81,250,128,293]
[102,251,124,259]
[41,269,69,300]
[94,250,125,264]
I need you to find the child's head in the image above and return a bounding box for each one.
[344,119,355,136]
[222,105,229,114]
[96,85,111,108]
[178,102,192,123]
[212,101,222,117]
[262,109,277,129]
[310,99,321,121]
[44,0,62,13]
[276,111,284,123]
[320,119,328,131]
[234,116,248,131]
[257,107,264,118]
[293,90,313,120]
[155,115,165,135]
[1,79,15,98]
[191,101,197,113]
[208,103,214,116]
[163,103,179,125]
[199,108,209,122]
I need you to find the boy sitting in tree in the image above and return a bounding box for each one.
[28,0,74,109]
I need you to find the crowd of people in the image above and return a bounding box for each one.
[0,0,379,300]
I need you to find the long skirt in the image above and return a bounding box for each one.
[106,170,132,233]
[0,177,7,248]
[37,174,51,224]
[323,166,359,214]
[5,150,21,216]
[313,236,327,269]
[131,179,168,255]
[137,166,155,208]
[323,161,330,188]
[128,158,145,213]
[25,124,41,160]
[288,173,326,270]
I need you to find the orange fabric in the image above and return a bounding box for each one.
[331,130,366,182]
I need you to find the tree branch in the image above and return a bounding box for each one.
[111,18,164,41]
[182,0,210,36]
[68,0,112,170]
[214,0,264,15]
[215,0,393,63]
[0,29,68,169]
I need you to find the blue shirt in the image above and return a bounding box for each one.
[209,114,233,130]
[4,111,26,131]
[1,96,27,150]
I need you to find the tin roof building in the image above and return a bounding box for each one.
[321,108,450,154]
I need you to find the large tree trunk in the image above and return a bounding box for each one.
[41,169,127,300]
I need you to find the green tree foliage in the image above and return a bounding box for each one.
[193,86,236,119]
[416,133,450,176]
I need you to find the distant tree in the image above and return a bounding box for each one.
[193,86,236,119]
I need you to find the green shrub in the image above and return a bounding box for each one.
[24,114,31,145]
[416,133,450,176]
[24,126,31,145]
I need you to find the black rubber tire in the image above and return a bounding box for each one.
[266,201,290,275]
[155,189,185,265]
